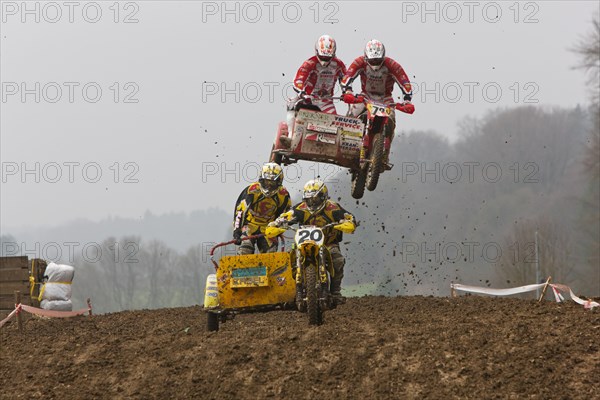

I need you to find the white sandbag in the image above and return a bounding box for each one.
[41,282,72,301]
[45,262,75,282]
[40,262,75,301]
[40,299,73,311]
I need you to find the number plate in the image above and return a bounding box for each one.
[367,102,391,117]
[295,226,325,246]
[230,266,269,288]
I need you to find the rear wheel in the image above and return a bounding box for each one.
[305,264,323,325]
[366,132,384,191]
[351,168,366,199]
[207,312,219,332]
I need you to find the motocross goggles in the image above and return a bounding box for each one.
[366,57,384,67]
[304,192,326,212]
[317,55,333,64]
[259,178,280,192]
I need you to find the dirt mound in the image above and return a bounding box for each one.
[1,296,598,399]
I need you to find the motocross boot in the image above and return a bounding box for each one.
[383,151,393,171]
[296,283,306,312]
[279,136,291,149]
[383,121,395,171]
[329,278,346,305]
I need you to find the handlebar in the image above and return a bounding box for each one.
[293,92,413,113]
[342,93,415,114]
[269,221,339,236]
[291,93,345,102]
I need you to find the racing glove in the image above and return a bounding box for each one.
[403,93,412,102]
[233,229,242,245]
[396,102,415,114]
[343,93,364,104]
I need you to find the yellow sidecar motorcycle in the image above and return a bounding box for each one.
[203,234,296,332]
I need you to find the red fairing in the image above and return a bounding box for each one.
[342,57,412,98]
[294,56,347,97]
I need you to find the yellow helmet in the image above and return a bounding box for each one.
[259,162,283,196]
[303,179,328,213]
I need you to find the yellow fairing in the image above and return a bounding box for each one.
[214,252,295,309]
[298,241,320,259]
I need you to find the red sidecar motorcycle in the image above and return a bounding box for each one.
[270,94,412,199]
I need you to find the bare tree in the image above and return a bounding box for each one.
[573,16,600,105]
[572,15,599,179]
[572,16,600,295]
[495,218,573,289]
[143,239,175,309]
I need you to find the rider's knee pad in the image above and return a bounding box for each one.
[239,243,255,255]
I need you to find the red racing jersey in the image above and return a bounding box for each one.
[341,56,412,98]
[294,56,347,98]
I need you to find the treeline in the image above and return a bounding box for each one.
[69,236,234,313]
[2,103,597,313]
[333,105,598,297]
[4,19,598,311]
[72,104,600,311]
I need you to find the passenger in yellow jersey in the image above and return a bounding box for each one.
[233,163,292,255]
[271,179,356,298]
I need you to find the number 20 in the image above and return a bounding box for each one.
[298,229,323,243]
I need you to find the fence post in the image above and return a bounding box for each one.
[14,291,23,332]
[538,276,552,302]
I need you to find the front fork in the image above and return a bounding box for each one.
[318,248,330,292]
[361,116,393,161]
[295,248,329,298]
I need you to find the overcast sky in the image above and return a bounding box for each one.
[1,0,598,231]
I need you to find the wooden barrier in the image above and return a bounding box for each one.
[0,257,29,318]
[0,257,46,320]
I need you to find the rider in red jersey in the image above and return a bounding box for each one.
[342,39,414,116]
[341,39,414,164]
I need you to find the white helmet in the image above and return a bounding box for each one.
[315,35,337,66]
[364,39,386,70]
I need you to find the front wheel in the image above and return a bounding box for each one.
[351,168,366,199]
[366,132,384,191]
[207,312,219,332]
[305,264,323,326]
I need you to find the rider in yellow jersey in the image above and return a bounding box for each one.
[270,179,356,298]
[233,163,291,254]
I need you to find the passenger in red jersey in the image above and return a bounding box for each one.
[293,35,346,114]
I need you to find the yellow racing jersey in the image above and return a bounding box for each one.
[233,182,292,234]
[278,200,356,245]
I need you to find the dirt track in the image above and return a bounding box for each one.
[1,296,599,399]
